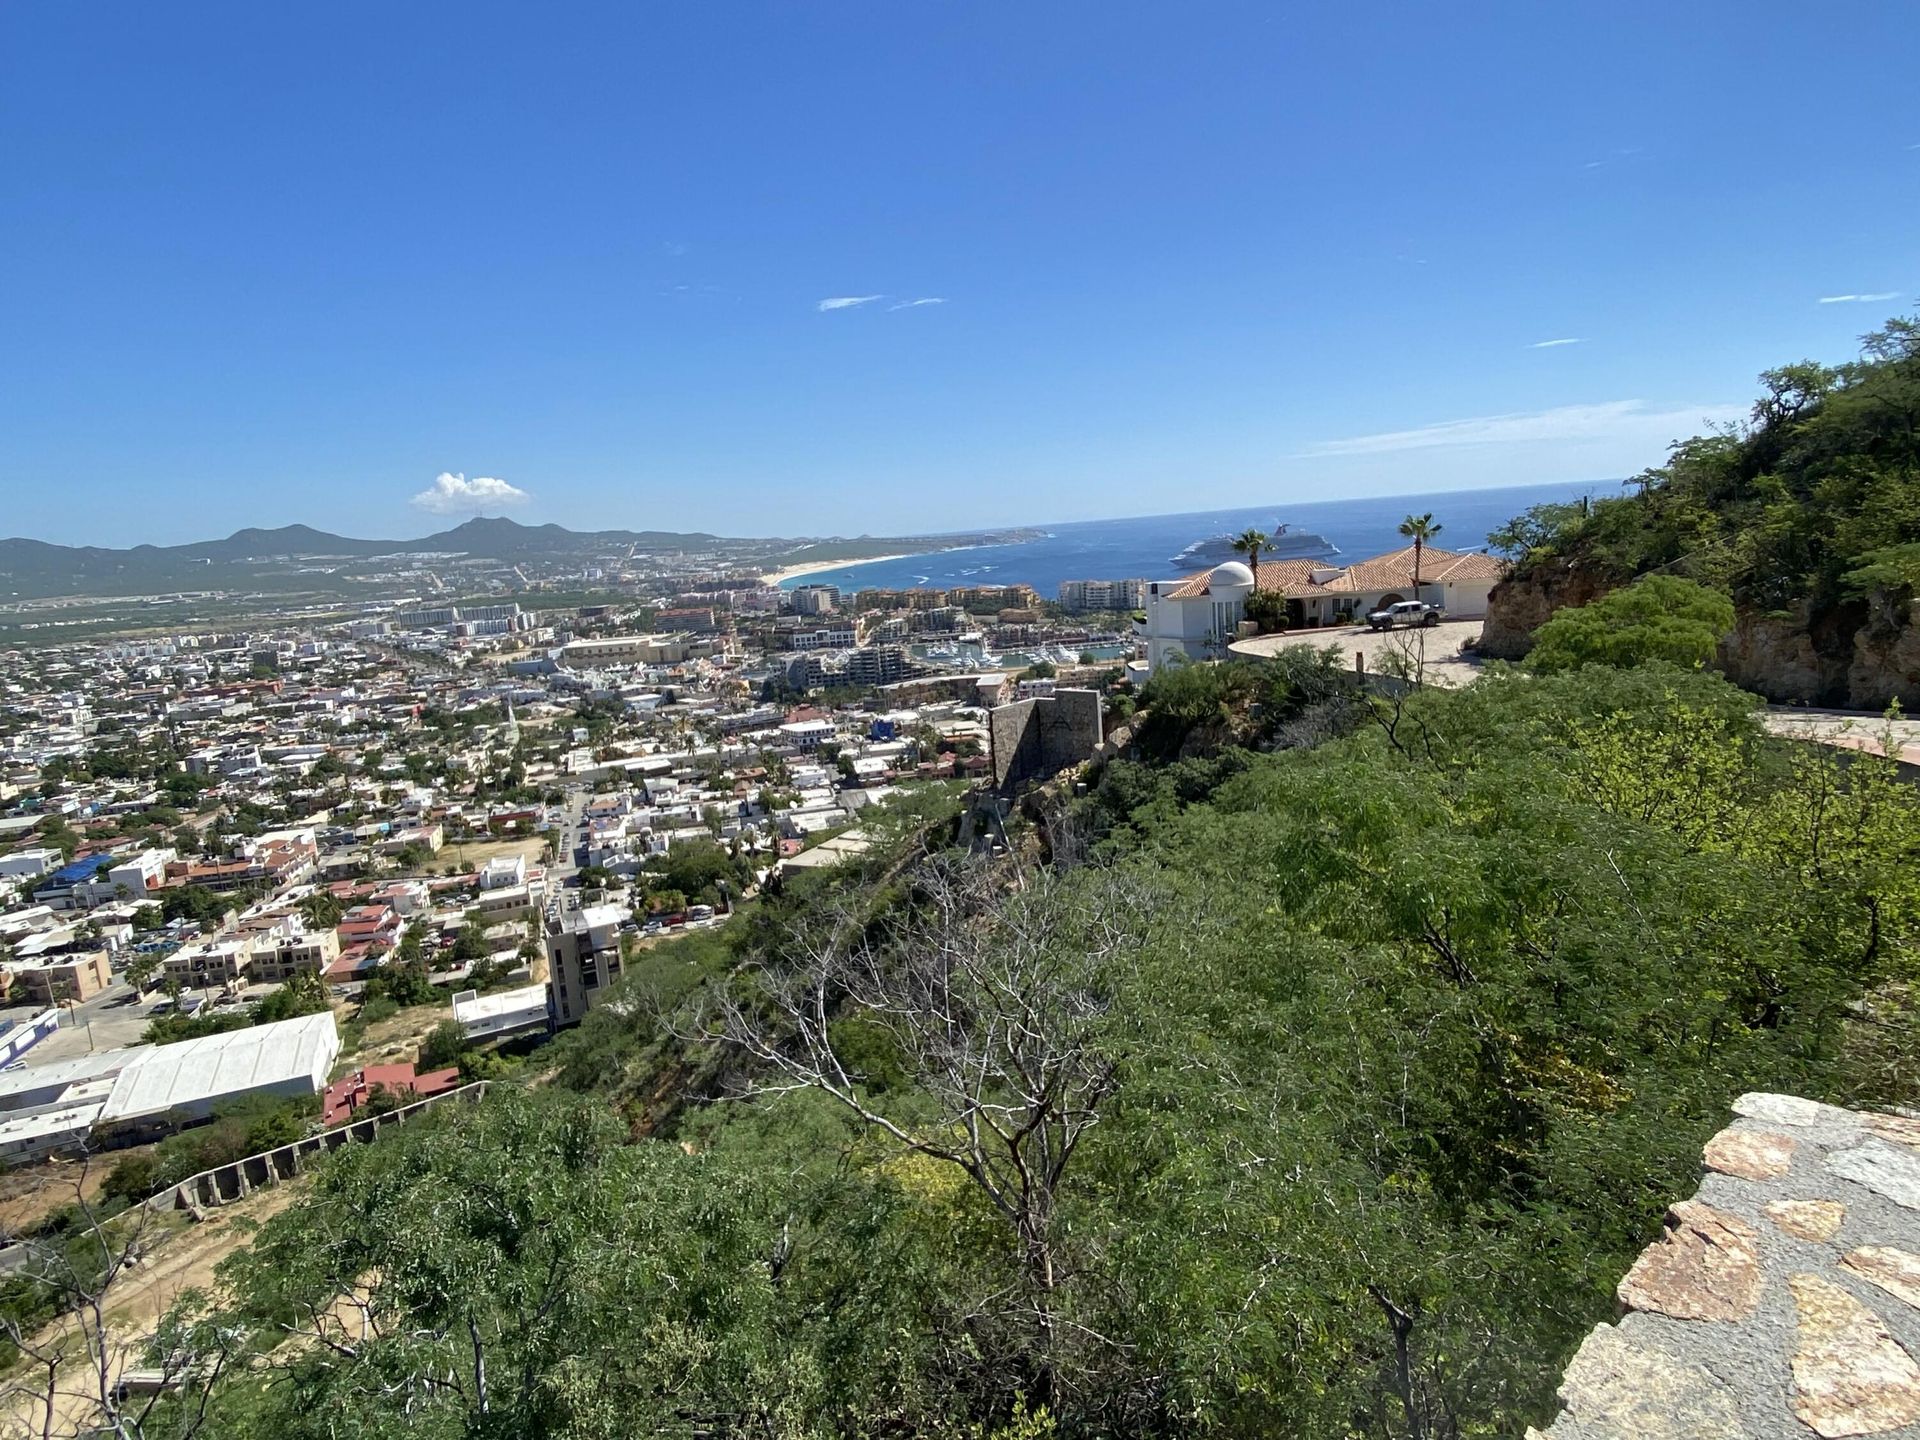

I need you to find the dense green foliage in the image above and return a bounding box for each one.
[1526,574,1736,673]
[1498,318,1920,615]
[147,657,1920,1438]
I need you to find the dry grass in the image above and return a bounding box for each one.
[438,835,547,871]
[0,1180,301,1436]
[0,1148,157,1238]
[335,1000,456,1077]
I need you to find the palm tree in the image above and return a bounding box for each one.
[1231,529,1274,589]
[1398,513,1443,590]
[299,891,344,930]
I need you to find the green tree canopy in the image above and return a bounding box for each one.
[1526,574,1736,673]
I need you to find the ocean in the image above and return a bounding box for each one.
[778,480,1620,596]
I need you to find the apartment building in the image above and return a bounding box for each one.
[1057,578,1146,613]
[559,634,707,667]
[546,902,625,1027]
[787,584,840,615]
[249,926,342,984]
[1,951,112,1006]
[164,937,253,988]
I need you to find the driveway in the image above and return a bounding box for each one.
[1228,620,1488,688]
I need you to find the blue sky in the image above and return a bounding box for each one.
[2,2,1914,546]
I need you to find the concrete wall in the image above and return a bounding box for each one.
[144,1081,488,1213]
[989,688,1103,791]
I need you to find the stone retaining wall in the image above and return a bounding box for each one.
[1535,1093,1920,1439]
[144,1080,488,1213]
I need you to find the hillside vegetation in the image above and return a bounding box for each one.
[111,657,1920,1440]
[1485,318,1920,703]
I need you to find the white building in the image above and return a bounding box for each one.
[453,983,551,1042]
[545,903,626,1028]
[1143,562,1256,671]
[1141,547,1505,673]
[0,849,58,881]
[1057,578,1146,612]
[478,854,527,890]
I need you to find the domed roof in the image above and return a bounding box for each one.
[1208,561,1256,591]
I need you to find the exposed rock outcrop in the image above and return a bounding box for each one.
[1482,568,1920,709]
[1849,595,1920,711]
[1478,561,1613,660]
[1715,603,1851,705]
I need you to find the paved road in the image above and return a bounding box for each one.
[1761,707,1920,765]
[1229,620,1489,688]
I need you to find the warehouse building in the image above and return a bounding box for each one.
[0,1013,341,1157]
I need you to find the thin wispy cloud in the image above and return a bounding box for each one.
[817,295,883,312]
[410,472,531,515]
[1581,147,1645,172]
[1304,399,1745,458]
[889,297,947,311]
[1529,337,1586,349]
[1818,292,1900,304]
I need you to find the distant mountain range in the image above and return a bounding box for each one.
[0,516,1027,600]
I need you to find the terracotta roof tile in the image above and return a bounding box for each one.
[1162,545,1504,601]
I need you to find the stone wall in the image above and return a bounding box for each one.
[988,689,1103,791]
[1535,1093,1920,1439]
[147,1081,488,1213]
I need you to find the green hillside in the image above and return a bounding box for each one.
[1495,318,1920,613]
[124,656,1920,1438]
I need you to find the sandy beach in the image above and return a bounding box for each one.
[760,553,911,586]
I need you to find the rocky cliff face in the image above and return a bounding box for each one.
[1482,569,1920,709]
[1847,594,1920,710]
[1716,604,1850,705]
[1478,562,1612,660]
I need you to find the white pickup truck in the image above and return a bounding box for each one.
[1366,600,1443,630]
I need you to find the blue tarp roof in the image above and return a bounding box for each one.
[44,857,108,886]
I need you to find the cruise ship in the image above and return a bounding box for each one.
[1170,523,1339,569]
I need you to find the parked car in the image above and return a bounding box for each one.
[1366,600,1443,630]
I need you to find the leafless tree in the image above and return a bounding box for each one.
[708,853,1157,1409]
[0,1154,237,1440]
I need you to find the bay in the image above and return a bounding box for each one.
[780,480,1617,596]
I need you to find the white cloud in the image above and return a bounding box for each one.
[410,472,531,515]
[1529,337,1586,348]
[1304,399,1746,458]
[1818,292,1900,304]
[817,295,883,312]
[889,297,947,311]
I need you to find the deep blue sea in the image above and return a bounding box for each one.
[781,481,1620,596]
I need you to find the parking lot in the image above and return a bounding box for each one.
[2,982,156,1065]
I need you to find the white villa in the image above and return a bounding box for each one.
[1142,544,1504,672]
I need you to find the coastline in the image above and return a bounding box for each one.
[762,553,911,587]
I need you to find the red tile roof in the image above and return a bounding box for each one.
[322,1063,464,1127]
[1165,545,1504,600]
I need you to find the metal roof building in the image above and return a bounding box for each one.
[97,1012,340,1125]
